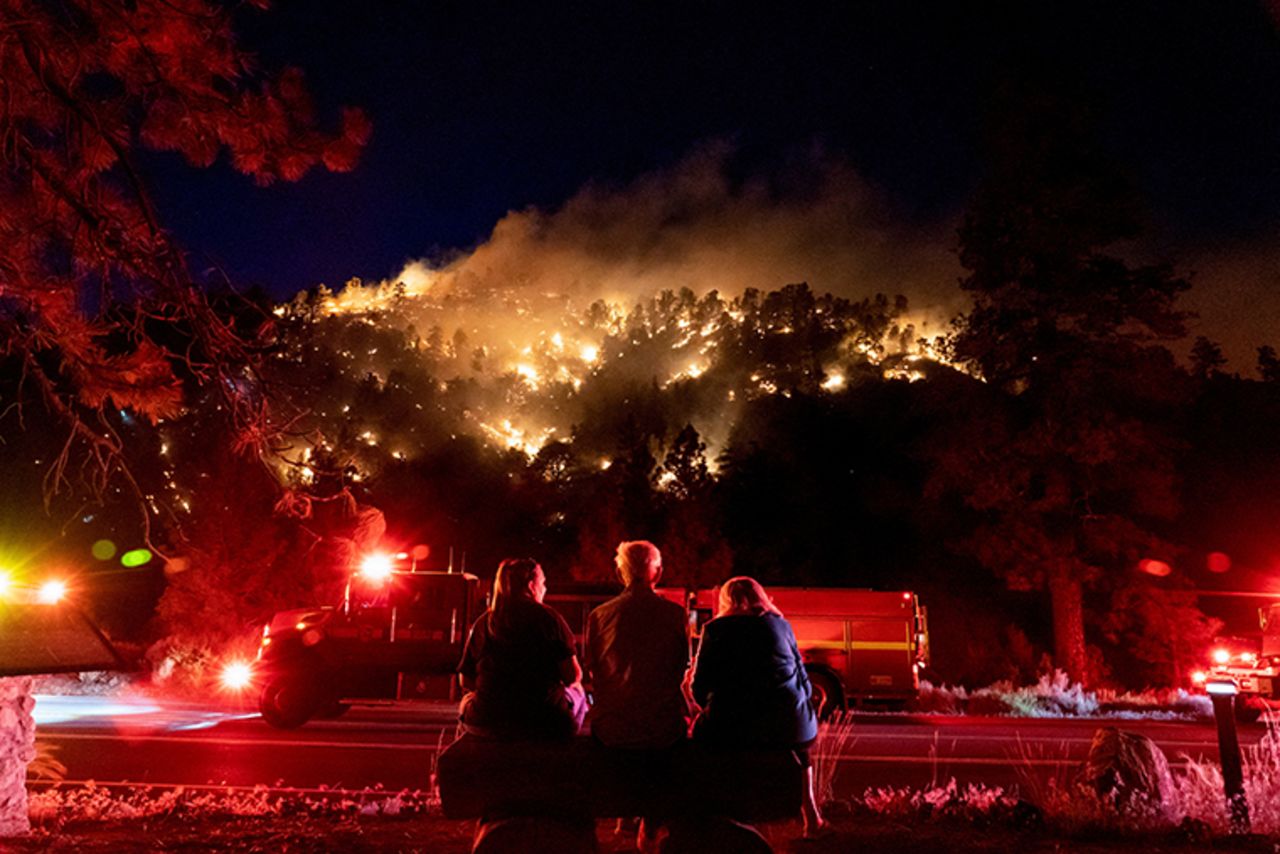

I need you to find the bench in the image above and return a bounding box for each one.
[437,735,805,852]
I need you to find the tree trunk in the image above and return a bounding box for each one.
[0,676,35,837]
[1050,570,1088,685]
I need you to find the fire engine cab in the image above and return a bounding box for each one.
[1195,602,1280,720]
[240,553,486,728]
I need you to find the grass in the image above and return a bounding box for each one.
[914,670,1213,719]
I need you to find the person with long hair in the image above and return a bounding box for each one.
[457,558,586,739]
[689,576,826,836]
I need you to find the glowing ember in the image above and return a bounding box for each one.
[821,372,846,391]
[515,364,541,388]
[479,419,556,459]
[882,366,926,383]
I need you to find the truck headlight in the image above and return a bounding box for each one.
[220,661,253,691]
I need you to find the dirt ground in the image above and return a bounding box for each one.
[6,813,1279,853]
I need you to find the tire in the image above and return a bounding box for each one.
[259,674,321,729]
[807,669,844,721]
[1235,697,1264,724]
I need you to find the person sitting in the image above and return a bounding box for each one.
[457,558,586,739]
[689,576,826,836]
[585,541,691,852]
[585,540,691,748]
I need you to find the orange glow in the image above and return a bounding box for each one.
[1138,558,1172,577]
[1212,648,1231,665]
[1192,670,1207,684]
[0,571,10,599]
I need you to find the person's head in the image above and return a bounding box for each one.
[716,576,782,618]
[615,540,663,588]
[493,558,546,604]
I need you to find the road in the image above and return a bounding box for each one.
[30,695,1272,798]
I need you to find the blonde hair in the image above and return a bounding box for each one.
[716,576,782,617]
[616,540,662,587]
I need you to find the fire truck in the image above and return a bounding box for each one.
[1194,602,1280,719]
[548,585,930,717]
[678,587,929,716]
[230,553,486,728]
[235,566,927,726]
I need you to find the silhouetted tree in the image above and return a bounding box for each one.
[0,0,368,520]
[945,79,1190,684]
[656,425,732,587]
[1258,345,1280,383]
[1191,337,1228,379]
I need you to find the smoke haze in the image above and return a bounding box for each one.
[403,142,964,337]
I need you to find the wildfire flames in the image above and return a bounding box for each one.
[261,264,959,488]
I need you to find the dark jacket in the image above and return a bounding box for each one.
[690,612,817,747]
[585,586,690,748]
[457,596,576,736]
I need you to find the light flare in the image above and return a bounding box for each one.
[220,661,254,692]
[37,580,67,604]
[360,553,395,583]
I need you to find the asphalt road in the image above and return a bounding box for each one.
[30,696,1272,798]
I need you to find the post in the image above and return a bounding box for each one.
[0,676,35,837]
[1208,681,1250,834]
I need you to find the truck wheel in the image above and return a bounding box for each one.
[1235,697,1264,724]
[259,675,320,729]
[807,669,843,721]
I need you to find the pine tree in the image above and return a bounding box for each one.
[0,0,369,504]
[944,80,1190,684]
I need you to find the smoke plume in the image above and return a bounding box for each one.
[402,141,964,334]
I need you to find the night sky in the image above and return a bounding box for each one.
[149,1,1280,364]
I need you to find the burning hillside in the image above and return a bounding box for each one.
[267,273,957,487]
[255,145,969,487]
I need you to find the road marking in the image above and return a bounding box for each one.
[39,732,443,751]
[825,733,1228,750]
[38,728,1230,754]
[822,754,1202,767]
[27,780,431,797]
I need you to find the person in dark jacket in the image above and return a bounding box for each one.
[690,576,825,836]
[457,558,586,739]
[585,540,690,853]
[585,540,690,749]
